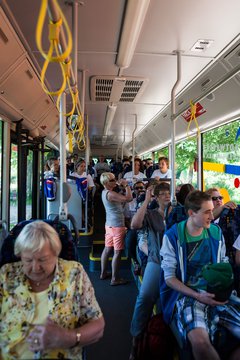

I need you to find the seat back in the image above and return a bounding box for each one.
[0,219,78,267]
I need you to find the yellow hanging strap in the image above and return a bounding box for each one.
[40,49,66,96]
[186,100,201,138]
[36,0,72,63]
[36,0,73,96]
[56,60,78,114]
[75,113,86,151]
[68,132,73,153]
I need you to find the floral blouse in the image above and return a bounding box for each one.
[0,258,103,359]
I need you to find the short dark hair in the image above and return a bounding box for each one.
[154,182,170,197]
[158,156,169,166]
[184,190,211,213]
[177,183,194,205]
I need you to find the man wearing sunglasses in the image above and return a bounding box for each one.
[206,188,236,223]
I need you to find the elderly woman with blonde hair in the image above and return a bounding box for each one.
[0,220,105,360]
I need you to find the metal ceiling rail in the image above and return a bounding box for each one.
[132,115,138,177]
[170,51,182,203]
[174,63,240,121]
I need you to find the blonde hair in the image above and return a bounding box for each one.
[205,188,219,196]
[100,172,113,186]
[14,221,62,257]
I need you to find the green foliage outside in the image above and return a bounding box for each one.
[142,119,240,203]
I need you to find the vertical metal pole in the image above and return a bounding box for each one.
[40,137,46,219]
[2,122,10,229]
[132,115,137,178]
[121,130,125,160]
[197,134,203,190]
[72,0,78,83]
[59,92,67,220]
[85,115,89,233]
[170,51,181,203]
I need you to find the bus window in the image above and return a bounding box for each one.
[203,120,240,203]
[10,144,18,228]
[26,149,33,220]
[0,121,2,218]
[155,147,168,163]
[175,137,197,187]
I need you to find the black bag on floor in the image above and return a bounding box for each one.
[136,313,174,360]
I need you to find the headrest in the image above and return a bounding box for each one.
[63,182,72,203]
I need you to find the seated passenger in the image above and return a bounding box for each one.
[160,190,240,360]
[165,183,194,230]
[124,158,145,185]
[44,157,60,179]
[145,158,154,178]
[0,221,104,359]
[94,155,110,184]
[151,156,172,180]
[234,234,240,267]
[129,182,170,359]
[70,159,95,190]
[205,187,237,222]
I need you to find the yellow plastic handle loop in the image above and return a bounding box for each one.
[68,132,73,153]
[56,60,74,112]
[41,54,66,96]
[186,100,201,138]
[36,0,72,63]
[48,18,62,42]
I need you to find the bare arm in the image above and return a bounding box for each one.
[235,250,240,267]
[131,187,152,229]
[27,316,105,351]
[166,277,227,306]
[107,179,133,203]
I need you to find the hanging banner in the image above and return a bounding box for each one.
[181,102,206,122]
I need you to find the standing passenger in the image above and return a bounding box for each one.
[100,173,132,285]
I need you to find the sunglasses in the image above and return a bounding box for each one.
[109,178,116,182]
[212,196,223,201]
[147,162,153,165]
[135,186,144,190]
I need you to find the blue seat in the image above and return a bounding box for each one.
[0,219,79,267]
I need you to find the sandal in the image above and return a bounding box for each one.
[110,278,128,286]
[100,272,112,280]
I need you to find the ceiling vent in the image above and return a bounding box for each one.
[92,134,120,145]
[90,76,148,102]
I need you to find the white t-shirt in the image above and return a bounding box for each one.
[233,234,240,250]
[151,169,172,179]
[70,171,95,188]
[123,171,145,182]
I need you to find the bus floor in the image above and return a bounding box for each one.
[78,247,138,360]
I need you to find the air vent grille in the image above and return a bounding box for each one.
[120,80,144,102]
[95,78,114,101]
[91,76,148,103]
